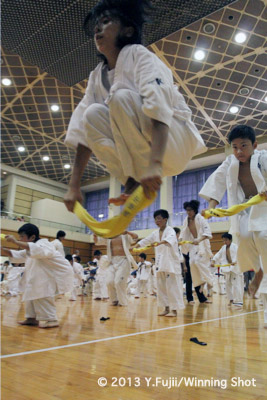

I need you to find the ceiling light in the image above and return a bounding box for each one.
[2,78,12,86]
[18,146,25,152]
[264,96,267,102]
[203,23,216,34]
[3,172,7,175]
[239,87,250,96]
[234,32,247,44]
[229,106,239,114]
[64,164,71,169]
[98,214,104,218]
[42,156,50,161]
[194,50,206,61]
[51,104,60,112]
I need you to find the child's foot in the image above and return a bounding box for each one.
[158,307,169,316]
[39,320,59,328]
[111,301,119,306]
[165,310,177,317]
[188,301,195,305]
[94,297,102,300]
[18,318,38,326]
[232,302,243,308]
[203,300,212,304]
[248,269,263,297]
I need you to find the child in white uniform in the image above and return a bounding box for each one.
[51,230,66,257]
[212,233,244,307]
[2,224,73,328]
[199,125,267,296]
[135,209,185,317]
[135,253,151,298]
[63,0,206,211]
[92,250,109,300]
[0,264,25,296]
[258,272,267,328]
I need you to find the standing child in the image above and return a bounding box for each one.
[51,230,66,257]
[64,0,206,210]
[135,209,184,317]
[199,125,267,296]
[92,250,109,300]
[135,253,151,298]
[1,224,73,328]
[212,233,244,307]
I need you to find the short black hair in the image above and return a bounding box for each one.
[56,230,66,239]
[153,209,169,219]
[183,200,200,214]
[74,256,81,263]
[83,0,152,47]
[228,125,256,144]
[173,227,180,234]
[222,233,232,241]
[65,254,73,262]
[94,250,102,256]
[139,252,146,259]
[4,260,10,265]
[18,223,40,242]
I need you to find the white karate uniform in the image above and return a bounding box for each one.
[213,243,244,304]
[258,272,267,325]
[136,261,152,298]
[70,261,84,300]
[9,239,73,322]
[96,234,138,306]
[181,214,214,289]
[199,150,267,274]
[51,238,65,257]
[138,226,184,310]
[93,255,109,299]
[0,266,25,296]
[65,44,206,185]
[149,264,158,294]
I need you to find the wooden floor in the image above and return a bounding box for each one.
[1,292,267,400]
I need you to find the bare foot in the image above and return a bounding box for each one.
[108,193,130,206]
[18,318,38,326]
[248,269,263,297]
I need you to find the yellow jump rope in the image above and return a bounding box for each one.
[74,185,157,239]
[203,194,264,219]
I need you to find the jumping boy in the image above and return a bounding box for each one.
[64,0,206,210]
[199,125,267,296]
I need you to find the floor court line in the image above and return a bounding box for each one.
[1,310,262,359]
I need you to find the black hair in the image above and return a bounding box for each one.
[56,230,66,239]
[94,250,102,256]
[222,233,232,241]
[228,125,256,144]
[173,227,180,234]
[153,209,169,220]
[74,256,81,263]
[139,252,146,260]
[83,0,152,47]
[152,257,155,261]
[18,223,40,242]
[183,200,200,214]
[65,254,73,262]
[4,260,10,265]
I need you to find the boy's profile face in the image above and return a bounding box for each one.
[18,233,35,242]
[223,238,231,247]
[154,215,167,229]
[231,138,257,163]
[138,256,144,263]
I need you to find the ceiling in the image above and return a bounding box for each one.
[1,0,267,185]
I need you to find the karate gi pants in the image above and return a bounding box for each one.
[225,272,244,303]
[25,297,57,321]
[157,272,185,310]
[189,247,214,288]
[93,274,108,299]
[238,212,267,274]
[136,279,149,297]
[106,256,130,306]
[83,89,200,184]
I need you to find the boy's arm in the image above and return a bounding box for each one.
[64,144,92,212]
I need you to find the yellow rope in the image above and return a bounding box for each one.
[178,240,193,245]
[203,194,264,219]
[0,234,6,240]
[74,186,157,238]
[132,243,158,253]
[212,263,232,268]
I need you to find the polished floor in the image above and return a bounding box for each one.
[1,292,267,400]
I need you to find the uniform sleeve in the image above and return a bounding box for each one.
[212,247,223,264]
[163,228,177,247]
[64,71,96,150]
[200,216,213,239]
[199,157,231,203]
[138,232,156,248]
[133,45,174,127]
[9,249,27,263]
[28,241,56,259]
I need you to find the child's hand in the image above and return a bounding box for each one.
[201,209,211,218]
[64,187,83,212]
[141,175,162,199]
[5,235,17,244]
[260,191,267,201]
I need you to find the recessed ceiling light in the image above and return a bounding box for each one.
[64,164,71,169]
[239,87,250,96]
[2,78,12,86]
[234,32,247,44]
[264,96,267,102]
[203,23,216,34]
[194,50,206,61]
[18,146,25,152]
[42,156,50,161]
[98,214,104,218]
[229,106,239,114]
[51,104,60,112]
[3,172,7,175]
